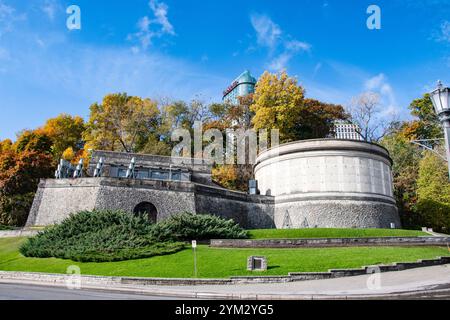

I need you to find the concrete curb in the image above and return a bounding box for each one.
[1,276,450,300]
[0,230,40,238]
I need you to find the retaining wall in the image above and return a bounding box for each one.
[210,236,450,248]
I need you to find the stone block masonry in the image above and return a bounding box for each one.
[27,139,401,229]
[210,237,450,248]
[26,177,275,229]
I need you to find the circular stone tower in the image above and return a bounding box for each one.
[254,139,400,229]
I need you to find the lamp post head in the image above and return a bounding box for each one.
[430,81,450,121]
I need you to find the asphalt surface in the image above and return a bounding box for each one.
[0,283,183,300]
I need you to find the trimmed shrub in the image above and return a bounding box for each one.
[150,212,249,241]
[20,210,184,262]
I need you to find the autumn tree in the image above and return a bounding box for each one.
[207,95,256,192]
[251,71,305,143]
[84,93,160,153]
[0,150,54,226]
[41,114,85,159]
[0,139,12,153]
[159,98,214,157]
[162,99,212,132]
[251,71,347,143]
[14,130,53,154]
[296,98,347,140]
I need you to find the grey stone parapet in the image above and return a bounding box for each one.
[210,236,450,248]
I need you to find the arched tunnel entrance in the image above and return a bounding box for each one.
[133,202,158,224]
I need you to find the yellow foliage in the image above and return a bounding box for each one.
[83,93,160,153]
[212,165,238,190]
[62,147,75,161]
[40,114,85,158]
[250,71,305,143]
[0,139,13,153]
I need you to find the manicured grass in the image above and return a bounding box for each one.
[248,228,428,239]
[0,238,448,279]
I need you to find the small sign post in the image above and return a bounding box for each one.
[192,240,197,278]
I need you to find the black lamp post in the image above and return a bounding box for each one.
[429,81,450,180]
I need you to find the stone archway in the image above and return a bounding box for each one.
[133,202,158,223]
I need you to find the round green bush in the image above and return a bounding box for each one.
[150,212,249,241]
[20,210,184,262]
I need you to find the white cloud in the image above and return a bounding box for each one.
[312,62,322,78]
[285,40,311,52]
[128,0,175,51]
[0,46,9,60]
[250,13,282,51]
[1,36,226,111]
[149,0,175,35]
[134,16,152,50]
[250,13,311,71]
[364,73,398,115]
[437,20,450,42]
[0,1,26,37]
[268,53,291,71]
[365,73,385,90]
[41,0,58,21]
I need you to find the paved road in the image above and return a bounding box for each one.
[0,283,183,300]
[1,282,450,300]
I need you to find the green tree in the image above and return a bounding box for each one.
[407,93,443,140]
[381,130,422,228]
[415,151,450,233]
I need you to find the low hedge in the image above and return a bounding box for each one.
[20,210,185,262]
[20,211,248,262]
[150,212,249,241]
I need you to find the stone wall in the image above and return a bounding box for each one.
[194,184,275,229]
[274,199,400,229]
[211,236,450,248]
[27,140,401,229]
[26,179,100,226]
[255,139,400,229]
[26,177,272,229]
[93,179,196,222]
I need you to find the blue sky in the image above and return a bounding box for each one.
[0,0,450,140]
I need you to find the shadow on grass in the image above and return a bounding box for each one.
[267,265,280,270]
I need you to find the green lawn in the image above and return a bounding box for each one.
[0,237,447,279]
[248,228,428,239]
